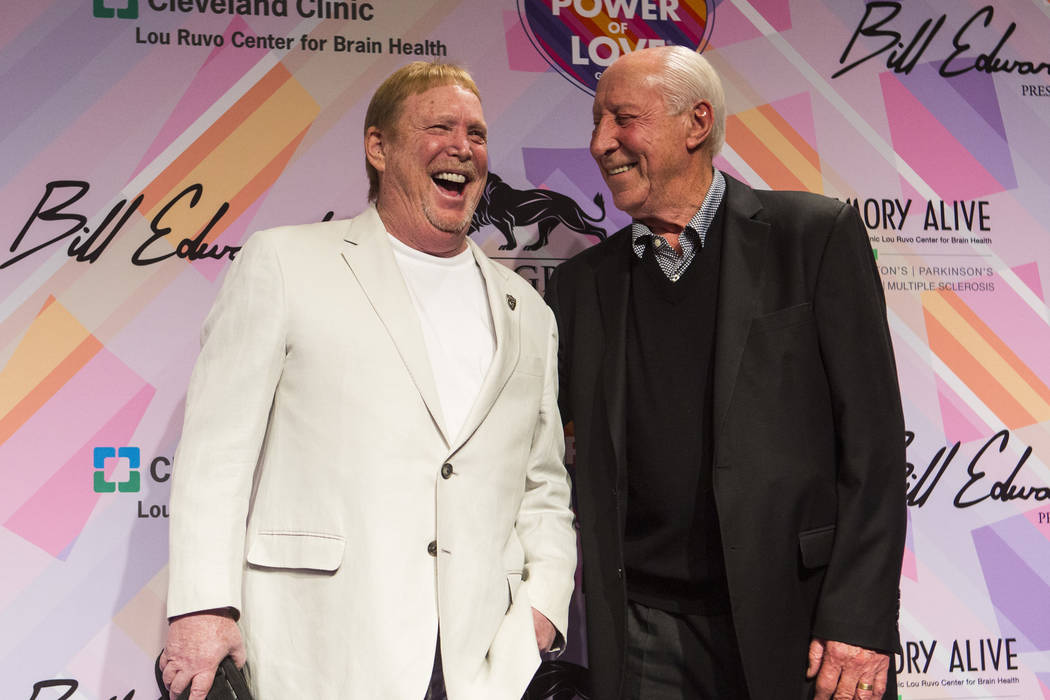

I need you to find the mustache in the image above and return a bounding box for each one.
[431,162,483,182]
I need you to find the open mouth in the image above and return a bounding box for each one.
[433,171,469,195]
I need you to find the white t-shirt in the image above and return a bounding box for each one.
[388,234,495,440]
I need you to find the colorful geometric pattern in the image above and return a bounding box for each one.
[1,2,1048,699]
[725,95,822,193]
[923,287,1050,429]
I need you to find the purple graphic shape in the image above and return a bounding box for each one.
[973,524,1050,648]
[945,69,1009,143]
[0,6,128,187]
[523,147,631,231]
[523,147,604,192]
[898,63,1017,192]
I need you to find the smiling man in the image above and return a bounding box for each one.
[159,62,576,700]
[546,46,906,699]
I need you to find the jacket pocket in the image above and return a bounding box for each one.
[246,530,345,572]
[798,524,836,569]
[750,302,813,334]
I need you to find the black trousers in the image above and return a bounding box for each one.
[425,638,447,700]
[623,599,751,699]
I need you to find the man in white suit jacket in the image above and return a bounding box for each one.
[159,62,576,700]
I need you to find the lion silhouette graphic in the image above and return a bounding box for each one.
[469,173,607,251]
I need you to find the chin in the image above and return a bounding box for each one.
[608,190,636,213]
[615,202,643,220]
[426,213,472,236]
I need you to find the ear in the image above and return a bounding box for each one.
[365,126,386,173]
[685,100,714,152]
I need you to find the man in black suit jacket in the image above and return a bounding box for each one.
[546,46,906,699]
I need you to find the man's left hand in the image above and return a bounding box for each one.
[807,637,890,699]
[532,608,556,653]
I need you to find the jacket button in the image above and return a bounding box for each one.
[440,463,453,479]
[427,540,438,557]
[616,567,623,579]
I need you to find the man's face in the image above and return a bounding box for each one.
[371,84,488,255]
[590,57,695,227]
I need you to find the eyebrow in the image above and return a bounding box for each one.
[595,102,637,115]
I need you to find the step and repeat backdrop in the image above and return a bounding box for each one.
[2,0,1049,697]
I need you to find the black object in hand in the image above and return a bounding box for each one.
[154,653,253,700]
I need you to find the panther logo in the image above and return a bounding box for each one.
[469,173,607,251]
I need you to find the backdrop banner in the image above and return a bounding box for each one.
[2,1,1048,698]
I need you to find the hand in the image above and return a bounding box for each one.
[807,637,890,699]
[159,609,246,700]
[532,607,557,653]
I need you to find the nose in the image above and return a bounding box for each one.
[590,118,616,159]
[447,126,472,160]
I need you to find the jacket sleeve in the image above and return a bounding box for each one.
[810,202,906,652]
[513,304,577,647]
[167,231,287,619]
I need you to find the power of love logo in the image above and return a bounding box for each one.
[517,0,715,94]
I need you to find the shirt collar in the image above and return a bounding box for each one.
[631,169,726,258]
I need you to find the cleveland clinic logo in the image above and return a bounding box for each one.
[93,0,139,19]
[93,446,141,493]
[517,0,715,94]
[93,446,174,518]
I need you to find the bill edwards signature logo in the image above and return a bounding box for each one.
[835,2,1049,79]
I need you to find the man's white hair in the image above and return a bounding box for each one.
[652,45,726,157]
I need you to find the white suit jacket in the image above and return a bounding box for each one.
[167,206,576,700]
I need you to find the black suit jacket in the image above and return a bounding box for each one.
[546,175,906,700]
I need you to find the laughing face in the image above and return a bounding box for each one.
[367,84,488,257]
[590,53,706,233]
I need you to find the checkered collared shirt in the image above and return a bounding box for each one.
[630,169,726,282]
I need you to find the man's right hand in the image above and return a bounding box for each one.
[159,609,246,700]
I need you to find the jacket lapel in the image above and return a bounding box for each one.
[448,239,521,452]
[340,206,451,447]
[712,177,770,460]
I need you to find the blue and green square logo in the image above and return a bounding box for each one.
[93,446,141,493]
[93,0,139,19]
